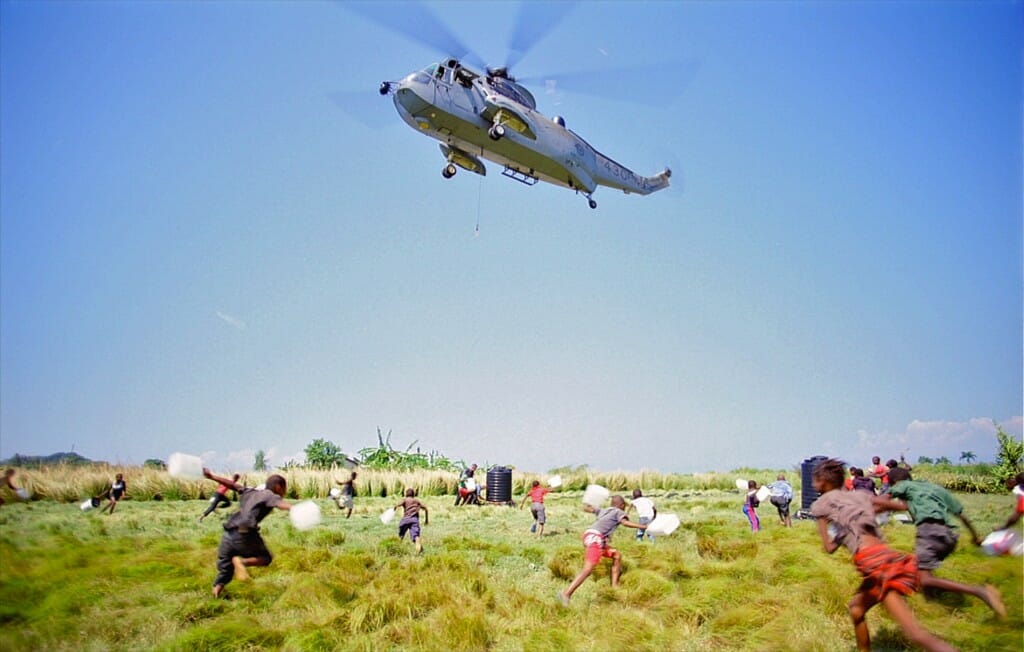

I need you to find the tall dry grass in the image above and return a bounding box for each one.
[8,464,800,503]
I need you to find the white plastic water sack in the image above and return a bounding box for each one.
[755,486,771,503]
[80,498,96,512]
[646,513,680,536]
[547,475,562,488]
[582,484,609,508]
[981,529,1023,556]
[289,500,321,531]
[735,478,748,490]
[167,452,204,480]
[329,487,342,499]
[380,507,396,524]
[15,488,29,500]
[464,478,476,492]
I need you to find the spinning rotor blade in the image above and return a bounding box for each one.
[518,59,701,108]
[341,1,485,69]
[328,90,394,129]
[505,2,577,71]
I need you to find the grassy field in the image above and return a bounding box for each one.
[0,483,1020,651]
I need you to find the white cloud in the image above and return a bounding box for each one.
[851,416,1021,463]
[216,311,247,330]
[197,446,305,473]
[1002,415,1023,435]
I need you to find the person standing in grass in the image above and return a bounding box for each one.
[336,471,357,519]
[629,489,657,541]
[520,480,550,536]
[560,495,644,605]
[867,456,889,492]
[396,488,429,554]
[101,473,127,515]
[810,458,957,652]
[875,467,1005,617]
[743,480,761,532]
[766,474,793,527]
[204,468,292,599]
[199,473,240,523]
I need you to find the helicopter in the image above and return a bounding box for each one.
[344,2,680,210]
[379,59,670,209]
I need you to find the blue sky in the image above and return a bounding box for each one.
[1,1,1021,474]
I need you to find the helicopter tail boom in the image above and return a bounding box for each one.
[593,153,672,196]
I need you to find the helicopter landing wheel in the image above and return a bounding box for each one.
[442,164,457,179]
[588,198,597,209]
[488,124,505,140]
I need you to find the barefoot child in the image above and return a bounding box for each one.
[396,488,429,554]
[560,495,644,605]
[520,480,550,536]
[876,467,1005,617]
[810,458,956,652]
[204,469,292,598]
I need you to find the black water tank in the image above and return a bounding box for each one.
[486,466,512,503]
[800,455,829,510]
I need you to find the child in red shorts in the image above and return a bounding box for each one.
[559,495,644,605]
[810,458,955,652]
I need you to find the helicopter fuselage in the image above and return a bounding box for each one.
[386,59,670,208]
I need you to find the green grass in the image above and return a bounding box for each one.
[0,489,1020,651]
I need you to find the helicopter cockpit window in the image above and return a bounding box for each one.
[489,77,536,110]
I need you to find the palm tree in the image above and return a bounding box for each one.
[959,450,977,464]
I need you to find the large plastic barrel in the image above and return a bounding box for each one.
[486,466,512,504]
[800,455,829,511]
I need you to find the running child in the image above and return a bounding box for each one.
[336,471,357,519]
[743,480,760,532]
[396,488,429,554]
[102,473,127,515]
[629,489,657,541]
[559,495,644,605]
[810,458,956,652]
[876,467,1005,617]
[199,473,240,522]
[204,468,292,598]
[766,474,793,527]
[520,480,550,536]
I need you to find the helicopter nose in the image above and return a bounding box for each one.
[395,87,431,115]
